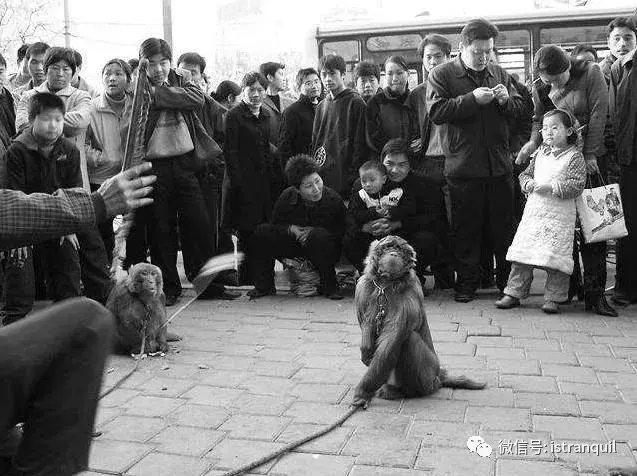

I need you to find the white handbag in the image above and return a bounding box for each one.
[575,176,628,243]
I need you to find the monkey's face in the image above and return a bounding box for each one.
[127,263,163,298]
[366,235,417,281]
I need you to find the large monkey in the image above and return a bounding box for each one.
[352,236,485,407]
[106,263,168,354]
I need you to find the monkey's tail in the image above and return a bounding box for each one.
[440,370,486,390]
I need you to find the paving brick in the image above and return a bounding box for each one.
[592,337,634,346]
[134,377,195,397]
[125,452,212,476]
[219,414,290,440]
[414,445,495,474]
[251,360,303,378]
[256,348,302,361]
[348,466,433,476]
[512,338,561,352]
[603,424,637,449]
[527,351,579,365]
[495,459,577,476]
[241,376,297,396]
[532,415,604,440]
[562,342,613,356]
[439,355,486,369]
[514,392,580,416]
[476,347,524,360]
[342,432,420,467]
[621,387,637,404]
[436,342,476,355]
[431,330,468,342]
[466,406,531,431]
[598,372,637,388]
[100,388,141,407]
[401,398,468,422]
[464,325,502,336]
[164,404,229,430]
[532,320,577,331]
[89,439,153,473]
[181,385,243,407]
[408,421,480,448]
[276,422,353,453]
[467,336,513,347]
[291,368,346,383]
[291,383,350,404]
[579,401,637,424]
[346,411,414,434]
[578,356,635,373]
[123,396,185,417]
[545,331,593,342]
[207,438,285,474]
[94,406,124,428]
[268,452,356,476]
[148,425,224,457]
[284,402,347,424]
[500,375,558,393]
[486,358,540,375]
[558,382,621,401]
[451,388,514,407]
[541,364,599,384]
[100,415,165,442]
[613,347,637,360]
[230,393,295,416]
[552,440,636,472]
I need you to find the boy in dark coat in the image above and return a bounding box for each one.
[311,54,367,198]
[248,155,346,300]
[3,92,82,324]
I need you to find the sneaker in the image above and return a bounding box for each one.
[495,295,520,309]
[541,300,559,314]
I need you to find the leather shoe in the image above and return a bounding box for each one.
[454,291,475,303]
[611,291,635,307]
[247,287,276,300]
[585,296,618,317]
[541,300,559,314]
[495,295,520,309]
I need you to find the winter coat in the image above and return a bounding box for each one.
[17,83,92,190]
[610,50,637,166]
[507,145,586,274]
[224,101,279,231]
[278,94,317,168]
[427,57,525,178]
[85,92,133,185]
[530,60,608,163]
[311,88,367,197]
[5,127,81,194]
[262,93,294,147]
[405,82,431,152]
[271,186,346,237]
[366,87,418,158]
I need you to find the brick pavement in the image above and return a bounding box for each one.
[81,280,637,476]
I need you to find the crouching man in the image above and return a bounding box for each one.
[248,155,346,300]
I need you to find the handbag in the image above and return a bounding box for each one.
[282,258,321,297]
[575,174,628,243]
[146,110,194,158]
[188,111,223,171]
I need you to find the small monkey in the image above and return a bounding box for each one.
[106,263,168,354]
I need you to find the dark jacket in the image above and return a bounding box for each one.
[144,69,205,149]
[600,53,617,85]
[405,82,431,153]
[345,180,417,238]
[366,87,418,158]
[278,94,317,168]
[198,94,226,148]
[262,93,293,147]
[427,57,524,178]
[396,173,447,237]
[6,128,81,194]
[530,59,608,161]
[508,77,534,154]
[311,88,367,197]
[224,102,279,230]
[271,185,345,237]
[610,50,637,166]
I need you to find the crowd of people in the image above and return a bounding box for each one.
[1,15,637,323]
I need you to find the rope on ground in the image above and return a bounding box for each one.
[221,405,361,476]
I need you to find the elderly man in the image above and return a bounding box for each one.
[0,163,155,475]
[427,18,524,302]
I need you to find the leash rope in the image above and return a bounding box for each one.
[220,406,361,476]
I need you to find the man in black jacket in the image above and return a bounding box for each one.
[278,67,322,172]
[248,155,345,300]
[427,19,524,302]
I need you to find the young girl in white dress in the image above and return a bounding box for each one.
[496,109,586,314]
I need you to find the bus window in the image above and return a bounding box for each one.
[321,40,360,62]
[540,25,607,48]
[366,34,422,52]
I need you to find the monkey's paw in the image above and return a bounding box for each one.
[351,396,370,409]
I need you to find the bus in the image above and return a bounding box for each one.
[315,7,635,87]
